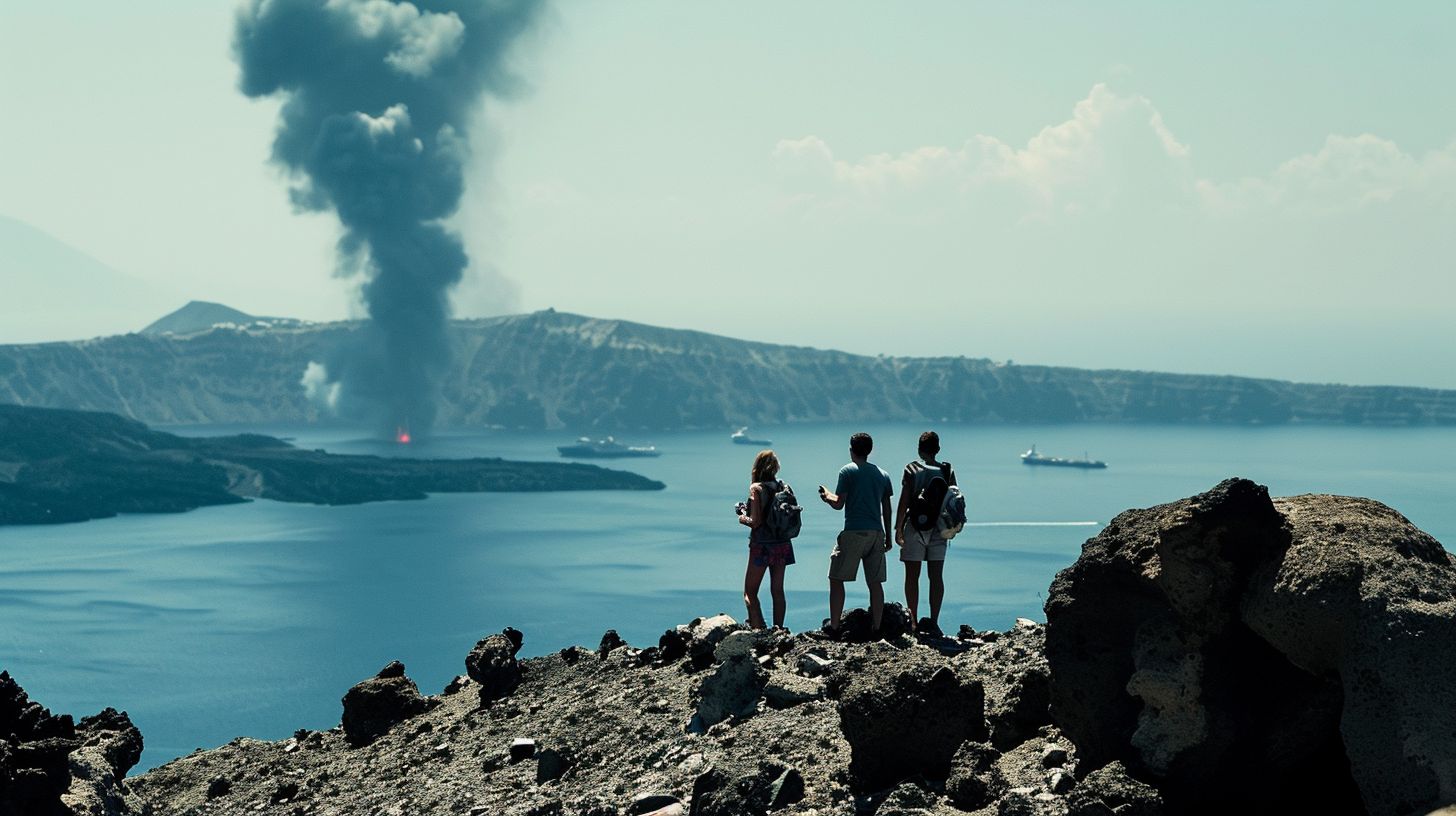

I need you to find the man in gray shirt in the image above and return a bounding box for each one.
[818,432,893,637]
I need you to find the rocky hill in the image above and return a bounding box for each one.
[4,480,1452,815]
[0,404,663,526]
[1,309,1453,429]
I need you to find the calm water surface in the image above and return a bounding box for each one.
[1,422,1452,768]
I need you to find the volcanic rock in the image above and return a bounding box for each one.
[1045,477,1456,816]
[339,661,432,746]
[945,740,1004,810]
[688,759,804,815]
[692,631,767,728]
[598,629,626,657]
[956,620,1052,750]
[686,614,739,669]
[833,602,913,643]
[835,647,987,790]
[467,633,523,703]
[1065,761,1163,816]
[875,780,938,814]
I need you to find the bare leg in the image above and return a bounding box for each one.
[829,579,846,631]
[744,561,768,629]
[928,560,946,627]
[769,565,788,628]
[903,560,922,626]
[868,579,885,633]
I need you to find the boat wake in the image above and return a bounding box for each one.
[967,521,1101,527]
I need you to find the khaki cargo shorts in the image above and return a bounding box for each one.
[829,529,888,583]
[900,529,948,562]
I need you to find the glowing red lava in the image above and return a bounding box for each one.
[395,428,412,444]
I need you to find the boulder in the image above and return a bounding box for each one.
[1065,761,1162,816]
[835,650,987,790]
[1,671,80,816]
[75,707,143,780]
[467,634,522,703]
[598,630,626,657]
[1045,478,1456,816]
[945,740,1003,810]
[656,628,688,664]
[874,781,937,815]
[689,759,804,815]
[762,673,825,709]
[339,661,432,746]
[693,631,766,727]
[686,614,739,668]
[833,603,912,643]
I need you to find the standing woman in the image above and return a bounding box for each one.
[737,449,794,629]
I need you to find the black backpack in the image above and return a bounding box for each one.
[908,462,953,533]
[760,480,803,540]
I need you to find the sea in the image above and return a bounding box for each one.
[1,422,1453,770]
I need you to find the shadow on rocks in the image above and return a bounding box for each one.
[834,648,986,791]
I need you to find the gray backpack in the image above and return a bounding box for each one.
[760,480,803,540]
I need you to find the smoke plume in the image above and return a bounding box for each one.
[234,0,543,435]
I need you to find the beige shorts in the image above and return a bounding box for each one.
[900,530,948,562]
[829,530,888,583]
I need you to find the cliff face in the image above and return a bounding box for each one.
[2,310,1454,430]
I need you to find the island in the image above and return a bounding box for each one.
[0,404,664,526]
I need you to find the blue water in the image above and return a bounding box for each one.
[1,422,1452,769]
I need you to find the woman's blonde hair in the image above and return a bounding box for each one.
[751,449,780,483]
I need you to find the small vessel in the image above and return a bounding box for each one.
[1020,444,1107,469]
[557,436,661,458]
[731,427,772,446]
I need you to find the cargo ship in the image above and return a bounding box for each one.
[1020,444,1107,469]
[557,436,661,458]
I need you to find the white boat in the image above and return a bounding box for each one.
[731,427,772,446]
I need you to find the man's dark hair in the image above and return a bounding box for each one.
[850,432,873,457]
[919,431,940,457]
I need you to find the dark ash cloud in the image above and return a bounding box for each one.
[234,0,544,435]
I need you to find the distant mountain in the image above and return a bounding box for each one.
[0,215,175,344]
[140,300,309,337]
[0,307,1453,429]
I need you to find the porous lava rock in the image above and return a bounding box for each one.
[1045,477,1456,816]
[339,661,432,746]
[1065,761,1164,816]
[692,631,767,728]
[0,671,142,816]
[688,758,804,815]
[945,740,1004,809]
[955,621,1052,750]
[833,601,913,643]
[466,632,522,703]
[833,645,987,791]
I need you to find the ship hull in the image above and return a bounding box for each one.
[1021,457,1106,469]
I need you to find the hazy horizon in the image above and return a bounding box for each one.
[3,2,1454,388]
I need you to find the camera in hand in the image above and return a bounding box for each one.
[735,501,748,516]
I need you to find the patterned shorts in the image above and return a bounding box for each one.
[750,541,796,568]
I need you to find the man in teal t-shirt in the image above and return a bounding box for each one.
[818,432,893,637]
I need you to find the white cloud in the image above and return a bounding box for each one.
[1198,134,1456,216]
[329,0,466,78]
[774,84,1456,225]
[773,85,1196,222]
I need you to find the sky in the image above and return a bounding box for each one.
[2,1,1454,387]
